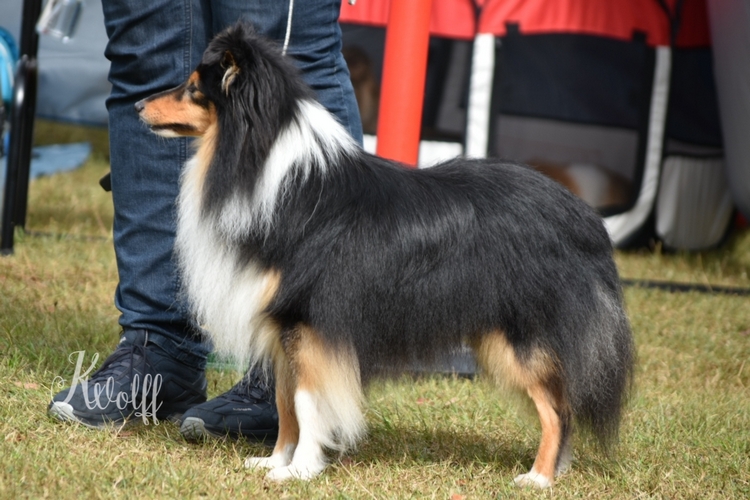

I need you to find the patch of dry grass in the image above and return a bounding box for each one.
[615,234,750,288]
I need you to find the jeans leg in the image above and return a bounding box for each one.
[101,0,210,360]
[100,0,360,366]
[209,0,363,143]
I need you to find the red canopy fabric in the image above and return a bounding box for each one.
[479,0,710,47]
[675,0,712,47]
[340,0,711,47]
[340,0,477,40]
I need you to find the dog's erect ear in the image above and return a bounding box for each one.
[221,50,240,95]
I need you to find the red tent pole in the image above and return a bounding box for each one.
[375,0,433,167]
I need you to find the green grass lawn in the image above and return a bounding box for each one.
[1,122,749,498]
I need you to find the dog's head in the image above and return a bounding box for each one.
[135,69,217,138]
[136,22,308,139]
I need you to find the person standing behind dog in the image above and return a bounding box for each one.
[48,0,362,440]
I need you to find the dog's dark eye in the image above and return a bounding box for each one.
[185,83,208,107]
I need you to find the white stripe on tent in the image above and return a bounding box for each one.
[363,134,463,168]
[604,46,672,245]
[465,33,496,158]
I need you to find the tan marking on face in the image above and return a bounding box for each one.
[139,72,216,137]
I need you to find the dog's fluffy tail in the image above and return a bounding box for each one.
[566,282,635,449]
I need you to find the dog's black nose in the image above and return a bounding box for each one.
[134,100,145,113]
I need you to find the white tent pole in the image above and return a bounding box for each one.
[604,45,672,245]
[465,33,495,159]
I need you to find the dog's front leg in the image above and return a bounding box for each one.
[264,327,330,481]
[264,388,329,481]
[253,325,363,482]
[264,325,361,481]
[244,355,299,471]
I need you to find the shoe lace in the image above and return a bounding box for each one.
[227,368,275,404]
[89,332,149,385]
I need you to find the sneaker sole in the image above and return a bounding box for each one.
[49,401,183,429]
[48,401,116,429]
[180,416,227,440]
[180,416,277,443]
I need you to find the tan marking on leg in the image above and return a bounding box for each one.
[262,326,364,481]
[471,331,556,389]
[259,269,281,311]
[244,345,297,471]
[471,331,565,488]
[527,383,562,482]
[247,274,282,369]
[273,348,299,456]
[293,326,356,390]
[292,325,365,450]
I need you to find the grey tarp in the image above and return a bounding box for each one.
[1,0,109,125]
[708,0,750,220]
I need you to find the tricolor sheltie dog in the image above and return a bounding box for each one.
[136,23,634,488]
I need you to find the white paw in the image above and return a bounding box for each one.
[514,471,552,489]
[244,455,289,470]
[265,464,323,482]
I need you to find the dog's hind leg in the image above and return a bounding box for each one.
[472,331,572,489]
[265,325,366,482]
[513,382,573,488]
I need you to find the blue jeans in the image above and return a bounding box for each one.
[101,0,362,365]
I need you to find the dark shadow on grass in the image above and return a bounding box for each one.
[349,423,535,472]
[332,421,624,482]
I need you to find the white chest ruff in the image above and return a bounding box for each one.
[175,156,280,368]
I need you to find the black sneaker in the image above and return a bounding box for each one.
[179,368,278,441]
[48,330,207,428]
